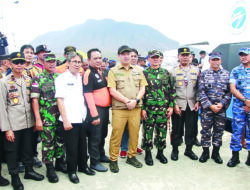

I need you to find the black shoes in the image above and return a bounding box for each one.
[145,150,154,166]
[0,174,9,186]
[245,151,250,166]
[24,167,44,181]
[78,166,96,176]
[11,174,24,190]
[171,147,179,161]
[227,151,240,167]
[171,150,179,161]
[199,147,210,163]
[211,146,223,164]
[156,149,168,164]
[68,173,79,184]
[46,164,59,183]
[55,158,68,174]
[109,161,119,173]
[184,151,198,160]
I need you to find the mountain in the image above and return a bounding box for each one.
[31,19,179,59]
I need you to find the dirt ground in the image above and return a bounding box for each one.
[1,121,250,190]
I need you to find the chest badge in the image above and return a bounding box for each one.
[13,97,19,104]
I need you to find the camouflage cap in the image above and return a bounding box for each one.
[64,46,76,55]
[148,50,161,58]
[238,47,250,55]
[43,53,56,62]
[209,51,222,60]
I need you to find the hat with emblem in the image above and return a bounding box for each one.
[148,50,161,58]
[43,53,56,62]
[10,52,26,63]
[118,45,131,55]
[35,44,51,54]
[209,51,222,59]
[238,47,250,55]
[178,47,191,55]
[64,46,76,55]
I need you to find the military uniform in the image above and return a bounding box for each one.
[230,64,250,151]
[31,70,64,164]
[199,67,231,147]
[142,67,176,150]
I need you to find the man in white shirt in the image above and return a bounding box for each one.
[55,52,95,184]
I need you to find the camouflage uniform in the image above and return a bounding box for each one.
[199,68,231,147]
[230,64,250,151]
[31,70,64,164]
[142,67,176,150]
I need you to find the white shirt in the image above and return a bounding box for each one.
[200,56,210,72]
[55,70,87,123]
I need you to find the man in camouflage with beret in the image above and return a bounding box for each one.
[31,53,67,183]
[141,50,176,166]
[198,52,231,164]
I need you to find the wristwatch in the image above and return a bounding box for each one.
[136,98,140,105]
[243,98,247,105]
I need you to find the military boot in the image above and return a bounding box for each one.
[24,166,44,181]
[145,150,153,166]
[55,157,67,173]
[245,151,250,166]
[46,163,59,183]
[156,149,168,164]
[211,146,223,164]
[199,147,210,163]
[11,174,23,190]
[227,151,240,167]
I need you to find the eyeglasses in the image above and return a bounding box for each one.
[71,60,82,64]
[12,62,25,65]
[46,60,56,63]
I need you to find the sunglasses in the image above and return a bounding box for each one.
[12,62,25,65]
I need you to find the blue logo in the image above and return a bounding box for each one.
[231,6,246,29]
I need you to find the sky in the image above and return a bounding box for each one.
[0,0,249,53]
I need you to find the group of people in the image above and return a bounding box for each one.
[0,42,250,190]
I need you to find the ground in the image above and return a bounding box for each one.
[1,121,250,190]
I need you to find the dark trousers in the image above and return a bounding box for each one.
[4,127,34,175]
[87,106,109,165]
[180,111,199,142]
[0,131,5,172]
[171,105,198,147]
[60,121,87,173]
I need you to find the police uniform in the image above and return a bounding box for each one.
[83,65,111,169]
[0,52,44,190]
[199,67,231,144]
[170,47,199,161]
